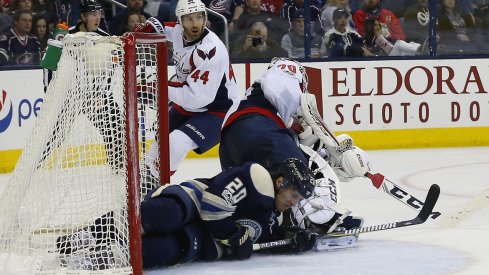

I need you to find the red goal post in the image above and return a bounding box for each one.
[0,32,169,275]
[123,32,170,275]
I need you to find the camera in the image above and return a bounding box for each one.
[252,36,263,47]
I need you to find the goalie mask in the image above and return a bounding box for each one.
[268,57,309,93]
[279,158,315,199]
[175,0,207,27]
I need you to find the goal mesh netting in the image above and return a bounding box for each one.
[0,32,168,274]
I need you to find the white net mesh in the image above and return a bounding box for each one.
[0,32,166,274]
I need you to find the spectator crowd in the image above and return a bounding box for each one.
[2,0,489,66]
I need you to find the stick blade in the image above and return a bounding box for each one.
[437,188,489,228]
[416,184,441,223]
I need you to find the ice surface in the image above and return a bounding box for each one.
[2,147,488,275]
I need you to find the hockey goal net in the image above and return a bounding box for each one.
[0,32,169,274]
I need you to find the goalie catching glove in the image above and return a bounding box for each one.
[220,225,253,260]
[133,17,165,34]
[329,134,371,182]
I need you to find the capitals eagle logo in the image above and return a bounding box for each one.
[196,47,217,60]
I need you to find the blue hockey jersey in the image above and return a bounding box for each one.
[0,29,41,66]
[323,27,366,57]
[162,162,281,243]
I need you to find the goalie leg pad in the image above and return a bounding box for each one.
[300,93,338,151]
[292,185,345,228]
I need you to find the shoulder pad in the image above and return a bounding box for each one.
[249,163,274,198]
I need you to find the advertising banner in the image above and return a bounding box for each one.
[0,70,44,150]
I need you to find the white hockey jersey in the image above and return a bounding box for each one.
[163,22,238,113]
[223,58,305,128]
[257,59,304,124]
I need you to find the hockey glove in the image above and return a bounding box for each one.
[220,225,253,260]
[133,17,164,34]
[288,228,317,254]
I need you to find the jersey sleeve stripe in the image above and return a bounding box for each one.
[200,209,233,221]
[202,192,236,212]
[169,81,188,87]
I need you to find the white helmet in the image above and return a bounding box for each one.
[175,0,207,26]
[268,57,309,93]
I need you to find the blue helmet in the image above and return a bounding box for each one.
[280,158,315,199]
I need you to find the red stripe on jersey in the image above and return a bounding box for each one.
[173,104,226,118]
[174,104,195,116]
[164,22,176,27]
[223,107,286,129]
[208,111,226,118]
[169,81,188,87]
[189,51,197,72]
[245,63,251,89]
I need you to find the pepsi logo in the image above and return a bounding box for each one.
[0,90,13,133]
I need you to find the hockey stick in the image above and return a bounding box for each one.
[436,187,489,228]
[365,172,442,220]
[253,184,440,251]
[327,183,440,236]
[253,239,293,251]
[299,95,480,228]
[300,94,340,152]
[365,169,487,228]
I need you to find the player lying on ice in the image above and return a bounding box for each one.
[219,57,372,250]
[56,158,319,269]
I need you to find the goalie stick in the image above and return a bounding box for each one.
[436,187,489,228]
[300,94,340,153]
[253,184,440,251]
[366,172,442,220]
[366,173,489,228]
[299,94,481,227]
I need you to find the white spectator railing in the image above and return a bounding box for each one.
[206,8,229,49]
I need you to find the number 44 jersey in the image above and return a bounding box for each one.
[163,22,239,113]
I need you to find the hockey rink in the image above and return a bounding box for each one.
[1,147,488,274]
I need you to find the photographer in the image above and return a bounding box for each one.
[231,21,287,59]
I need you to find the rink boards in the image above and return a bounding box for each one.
[1,58,489,172]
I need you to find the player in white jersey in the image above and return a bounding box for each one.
[135,0,238,177]
[220,57,370,250]
[220,57,310,174]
